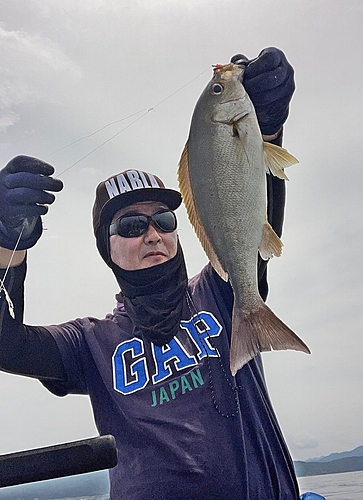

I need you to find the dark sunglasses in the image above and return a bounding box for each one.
[109,210,177,238]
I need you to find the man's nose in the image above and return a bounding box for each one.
[144,223,162,243]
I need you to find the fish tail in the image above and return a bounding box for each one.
[230,300,310,376]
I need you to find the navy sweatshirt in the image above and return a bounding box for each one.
[0,260,299,500]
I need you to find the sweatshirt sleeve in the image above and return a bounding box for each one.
[258,128,286,301]
[0,258,68,394]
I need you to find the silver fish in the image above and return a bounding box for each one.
[178,62,310,375]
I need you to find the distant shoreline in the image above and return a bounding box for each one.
[294,456,363,477]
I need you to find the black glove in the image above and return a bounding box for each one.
[0,156,63,250]
[231,47,295,136]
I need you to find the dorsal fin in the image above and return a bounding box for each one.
[178,143,228,281]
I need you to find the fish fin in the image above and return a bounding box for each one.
[178,142,228,281]
[263,142,299,181]
[258,222,283,260]
[230,300,310,376]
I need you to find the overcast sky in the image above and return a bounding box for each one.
[0,0,362,463]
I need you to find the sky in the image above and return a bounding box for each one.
[0,0,362,463]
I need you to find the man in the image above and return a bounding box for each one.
[0,48,310,499]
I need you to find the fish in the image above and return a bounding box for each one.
[178,62,310,375]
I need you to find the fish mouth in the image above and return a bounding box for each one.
[213,63,244,80]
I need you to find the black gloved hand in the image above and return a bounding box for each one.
[0,156,63,250]
[231,47,295,136]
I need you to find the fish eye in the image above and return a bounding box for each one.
[210,83,224,95]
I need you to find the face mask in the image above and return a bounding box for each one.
[112,240,188,346]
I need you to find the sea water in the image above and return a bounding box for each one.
[47,496,108,500]
[3,471,362,500]
[44,472,363,500]
[298,470,363,500]
[29,472,363,500]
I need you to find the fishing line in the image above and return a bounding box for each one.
[57,109,151,176]
[1,67,210,318]
[0,223,25,319]
[54,67,210,177]
[149,68,210,109]
[44,109,148,159]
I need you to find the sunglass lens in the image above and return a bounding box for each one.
[153,211,177,232]
[119,215,148,237]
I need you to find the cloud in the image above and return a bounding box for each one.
[0,26,81,74]
[0,25,82,131]
[287,434,319,452]
[0,110,20,132]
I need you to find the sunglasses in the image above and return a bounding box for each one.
[109,210,177,238]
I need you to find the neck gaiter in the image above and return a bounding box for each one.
[112,241,188,346]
